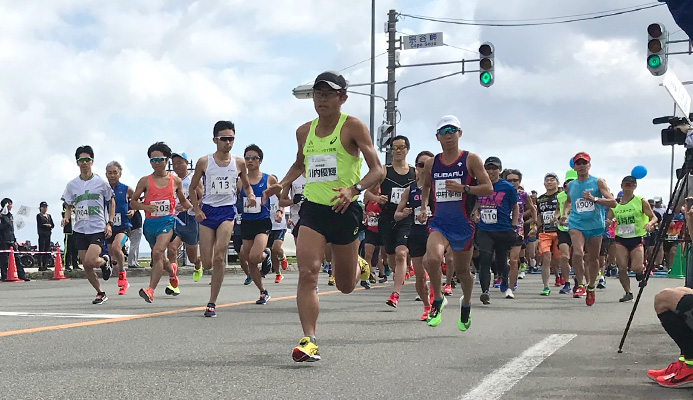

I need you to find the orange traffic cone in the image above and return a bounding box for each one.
[51,249,69,281]
[4,247,22,282]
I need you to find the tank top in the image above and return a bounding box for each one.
[536,192,558,233]
[408,182,434,237]
[201,153,238,207]
[430,151,475,225]
[613,195,648,238]
[557,191,569,232]
[270,195,286,230]
[176,173,195,217]
[380,165,416,217]
[144,174,176,219]
[516,190,528,235]
[567,175,606,231]
[111,182,132,229]
[303,113,362,206]
[478,179,518,232]
[240,173,270,221]
[364,201,381,233]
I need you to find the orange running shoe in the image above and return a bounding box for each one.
[586,287,595,306]
[280,257,288,270]
[275,274,283,283]
[118,281,130,295]
[139,287,154,303]
[117,270,126,287]
[169,263,179,289]
[647,359,683,381]
[421,305,431,321]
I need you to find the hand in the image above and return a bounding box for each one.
[645,221,657,232]
[263,184,282,201]
[292,193,305,205]
[194,208,207,222]
[445,180,465,193]
[330,186,357,214]
[61,217,69,227]
[559,215,567,225]
[246,195,257,209]
[126,209,135,218]
[376,195,388,205]
[175,204,187,213]
[582,190,595,202]
[402,207,413,218]
[144,204,158,213]
[417,208,428,224]
[287,218,293,228]
[104,224,112,239]
[529,226,537,236]
[274,210,283,223]
[605,218,613,227]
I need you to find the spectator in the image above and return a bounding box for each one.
[653,196,667,218]
[127,209,143,268]
[36,201,54,271]
[0,198,29,281]
[62,202,80,271]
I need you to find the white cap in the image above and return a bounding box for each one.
[436,115,461,131]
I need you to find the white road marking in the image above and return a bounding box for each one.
[460,333,577,400]
[0,311,135,319]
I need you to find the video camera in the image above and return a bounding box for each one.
[654,114,693,146]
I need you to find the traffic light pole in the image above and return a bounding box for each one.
[385,9,398,165]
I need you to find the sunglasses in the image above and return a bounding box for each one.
[416,162,425,168]
[312,90,341,100]
[392,145,407,151]
[574,159,589,165]
[484,165,500,170]
[245,155,261,161]
[216,136,235,142]
[436,126,459,136]
[150,157,166,163]
[77,157,93,163]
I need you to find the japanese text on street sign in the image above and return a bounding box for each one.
[663,71,691,119]
[402,32,444,50]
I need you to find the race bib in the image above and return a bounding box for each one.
[113,213,122,227]
[151,200,171,217]
[208,175,235,195]
[243,197,260,214]
[367,216,378,227]
[390,187,406,204]
[75,205,89,222]
[480,208,498,225]
[434,179,463,203]
[542,211,554,225]
[617,223,635,237]
[667,235,679,241]
[414,206,431,225]
[575,198,595,213]
[307,154,338,183]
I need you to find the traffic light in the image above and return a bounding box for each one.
[479,42,494,87]
[647,23,668,76]
[377,123,394,152]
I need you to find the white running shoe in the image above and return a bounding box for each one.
[505,289,515,299]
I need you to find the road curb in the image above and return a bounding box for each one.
[25,264,299,280]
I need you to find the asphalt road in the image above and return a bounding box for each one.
[0,271,689,400]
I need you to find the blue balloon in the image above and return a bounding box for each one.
[569,158,574,168]
[631,165,647,180]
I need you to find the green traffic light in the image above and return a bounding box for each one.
[648,55,661,68]
[480,71,492,84]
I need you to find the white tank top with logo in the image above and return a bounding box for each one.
[201,154,238,207]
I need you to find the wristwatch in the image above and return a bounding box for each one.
[107,221,113,226]
[353,183,364,194]
[463,185,471,193]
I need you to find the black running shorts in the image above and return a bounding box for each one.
[298,200,361,245]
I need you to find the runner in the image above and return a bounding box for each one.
[419,115,492,329]
[105,161,134,295]
[606,175,657,302]
[189,120,255,317]
[130,142,191,303]
[475,157,519,303]
[366,135,416,307]
[363,195,386,282]
[560,152,616,306]
[166,152,203,295]
[536,173,564,296]
[395,150,434,319]
[556,169,576,294]
[269,174,290,284]
[239,144,276,305]
[61,145,114,304]
[265,71,383,361]
[503,169,536,297]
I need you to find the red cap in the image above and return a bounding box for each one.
[573,152,591,163]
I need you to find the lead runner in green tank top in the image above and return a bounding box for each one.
[605,175,657,302]
[263,71,384,363]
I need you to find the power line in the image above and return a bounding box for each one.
[400,3,664,27]
[338,51,387,72]
[443,43,478,54]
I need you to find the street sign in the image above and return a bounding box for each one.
[402,32,443,50]
[663,71,691,118]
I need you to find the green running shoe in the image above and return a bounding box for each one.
[165,283,181,296]
[427,297,448,327]
[457,297,471,331]
[540,286,550,296]
[192,266,203,283]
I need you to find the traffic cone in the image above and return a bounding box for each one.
[4,247,22,282]
[668,243,686,279]
[51,249,69,281]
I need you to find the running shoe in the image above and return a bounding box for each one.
[619,292,634,302]
[244,274,252,285]
[280,257,288,270]
[493,277,501,288]
[328,275,335,286]
[574,285,586,298]
[554,276,561,287]
[505,289,514,299]
[457,298,471,331]
[443,284,453,296]
[586,287,595,306]
[421,305,431,321]
[408,264,415,277]
[256,290,271,305]
[518,270,526,280]
[384,264,390,276]
[101,255,112,281]
[378,275,388,283]
[480,291,491,305]
[596,277,606,289]
[441,263,447,275]
[647,358,683,381]
[169,263,179,289]
[118,281,130,295]
[92,292,108,305]
[656,362,693,388]
[139,287,154,303]
[427,297,447,327]
[193,266,203,282]
[369,273,377,284]
[540,286,551,296]
[559,283,571,294]
[360,280,371,289]
[165,283,180,296]
[275,274,283,283]
[358,256,370,281]
[204,303,216,317]
[404,272,410,280]
[292,337,320,362]
[386,292,399,308]
[260,249,272,277]
[559,276,565,286]
[500,279,508,293]
[117,270,126,287]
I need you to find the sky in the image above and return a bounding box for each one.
[1,0,691,247]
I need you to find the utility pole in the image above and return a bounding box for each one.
[385,9,398,165]
[369,0,376,145]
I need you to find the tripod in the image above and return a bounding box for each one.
[618,147,693,353]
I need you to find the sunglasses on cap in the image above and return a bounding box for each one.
[437,126,459,136]
[216,136,235,142]
[77,157,93,163]
[150,157,166,163]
